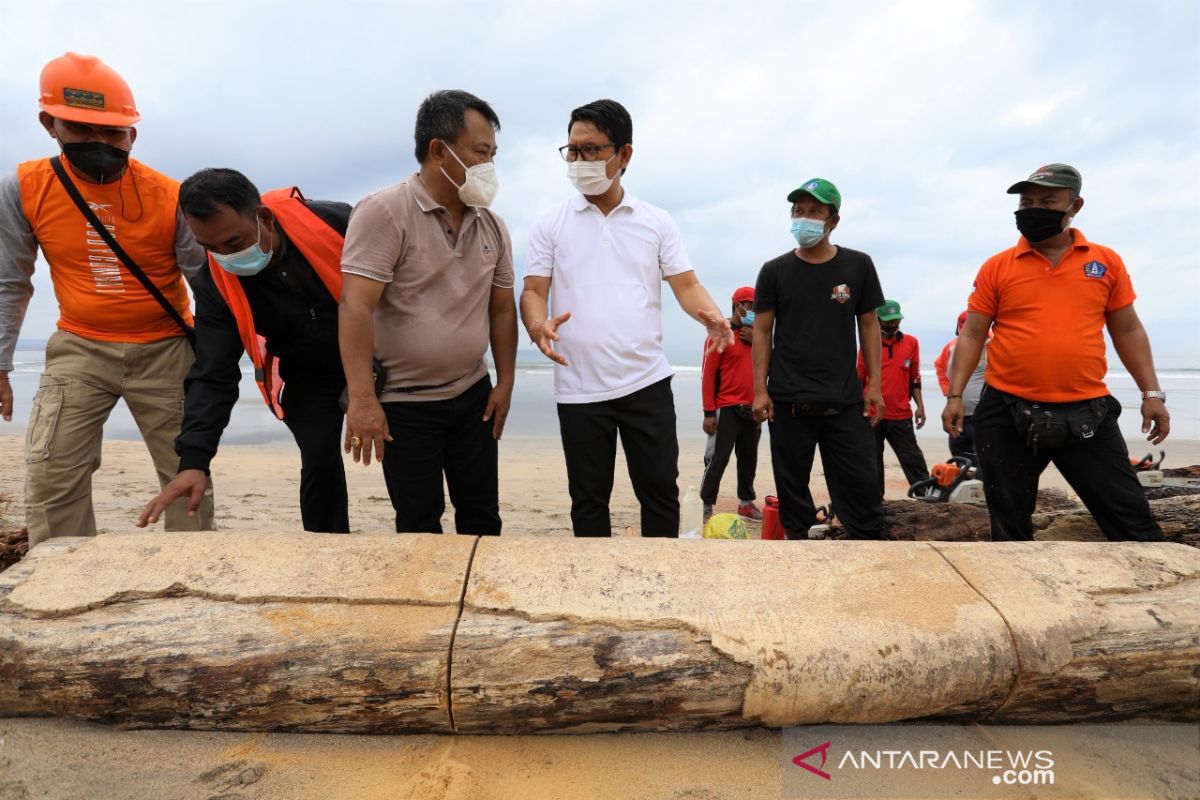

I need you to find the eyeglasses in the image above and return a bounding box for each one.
[59,119,133,142]
[558,143,619,162]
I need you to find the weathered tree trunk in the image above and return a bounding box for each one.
[881,490,1200,547]
[0,527,27,574]
[1034,494,1200,547]
[1,532,1196,734]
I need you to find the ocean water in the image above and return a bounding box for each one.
[4,349,1199,450]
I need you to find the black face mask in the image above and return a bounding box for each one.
[62,141,130,183]
[1014,207,1068,243]
[881,326,901,339]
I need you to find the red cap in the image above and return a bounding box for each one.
[956,310,968,334]
[732,286,755,304]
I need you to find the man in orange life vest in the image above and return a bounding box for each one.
[0,52,214,545]
[137,169,352,532]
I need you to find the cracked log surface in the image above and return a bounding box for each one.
[1,532,1197,733]
[0,533,474,733]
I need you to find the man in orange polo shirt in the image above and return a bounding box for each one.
[0,53,213,545]
[942,164,1168,541]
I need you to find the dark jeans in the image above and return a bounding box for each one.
[768,400,885,538]
[280,378,349,533]
[873,418,929,495]
[948,415,976,459]
[700,406,760,505]
[557,376,680,537]
[973,384,1163,542]
[381,375,500,535]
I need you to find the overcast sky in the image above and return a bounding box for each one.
[2,0,1197,367]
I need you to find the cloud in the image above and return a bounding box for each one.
[2,0,1197,368]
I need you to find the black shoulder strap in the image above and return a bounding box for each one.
[49,156,195,349]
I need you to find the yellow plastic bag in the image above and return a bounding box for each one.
[703,512,751,539]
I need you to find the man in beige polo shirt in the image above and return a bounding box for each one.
[339,90,517,535]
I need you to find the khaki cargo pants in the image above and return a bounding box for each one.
[24,330,215,546]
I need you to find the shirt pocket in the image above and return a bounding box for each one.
[25,376,66,464]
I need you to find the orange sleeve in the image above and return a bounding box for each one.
[967,258,999,318]
[934,340,952,395]
[1105,251,1137,312]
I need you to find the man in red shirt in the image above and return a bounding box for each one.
[700,287,761,520]
[942,163,1168,541]
[858,300,928,496]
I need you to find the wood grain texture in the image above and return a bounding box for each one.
[1,533,1197,734]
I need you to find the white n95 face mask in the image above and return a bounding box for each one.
[567,154,617,196]
[441,144,499,207]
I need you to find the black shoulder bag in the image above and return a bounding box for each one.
[50,156,196,350]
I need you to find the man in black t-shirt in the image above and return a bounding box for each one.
[752,178,887,539]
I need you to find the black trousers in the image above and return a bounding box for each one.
[381,375,500,535]
[873,418,929,495]
[973,384,1163,542]
[557,376,680,537]
[948,415,976,459]
[280,378,350,533]
[700,406,760,505]
[768,401,884,538]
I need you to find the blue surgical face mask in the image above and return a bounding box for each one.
[212,216,273,276]
[790,217,827,248]
[740,310,756,326]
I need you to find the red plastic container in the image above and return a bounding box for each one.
[761,495,784,540]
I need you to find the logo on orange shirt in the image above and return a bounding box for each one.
[1083,261,1107,278]
[830,284,851,303]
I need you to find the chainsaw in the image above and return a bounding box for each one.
[907,455,986,504]
[1132,451,1200,490]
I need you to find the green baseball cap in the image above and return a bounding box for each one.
[787,178,841,212]
[877,300,903,321]
[1006,163,1082,195]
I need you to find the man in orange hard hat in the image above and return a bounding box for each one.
[0,52,214,546]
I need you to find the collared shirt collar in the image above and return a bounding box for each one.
[409,172,482,220]
[571,188,639,214]
[1015,227,1091,258]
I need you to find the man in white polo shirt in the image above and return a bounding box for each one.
[521,99,732,537]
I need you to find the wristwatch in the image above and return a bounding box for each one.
[1142,391,1167,402]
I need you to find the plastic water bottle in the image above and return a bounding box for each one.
[680,485,704,538]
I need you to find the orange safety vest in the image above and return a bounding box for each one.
[207,188,344,420]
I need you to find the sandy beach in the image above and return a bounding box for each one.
[1,431,1197,799]
[10,430,1194,537]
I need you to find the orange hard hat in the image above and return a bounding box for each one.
[39,52,140,127]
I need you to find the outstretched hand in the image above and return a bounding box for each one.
[699,310,734,354]
[137,469,209,527]
[531,312,572,366]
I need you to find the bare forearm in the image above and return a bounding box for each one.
[752,324,772,393]
[858,317,881,389]
[338,301,377,399]
[519,287,549,335]
[670,276,722,323]
[1111,327,1161,393]
[489,300,518,389]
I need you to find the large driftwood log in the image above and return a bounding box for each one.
[1034,494,1200,547]
[0,533,475,733]
[1,532,1197,733]
[881,491,1200,547]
